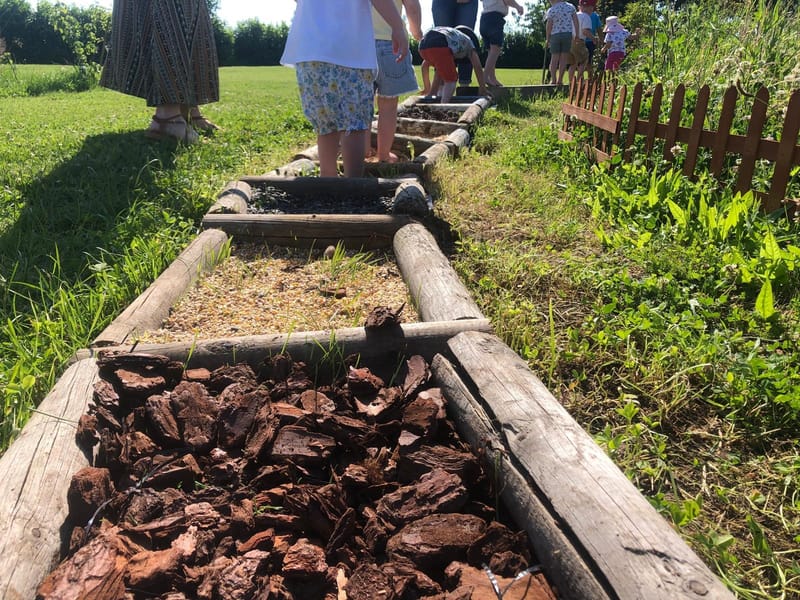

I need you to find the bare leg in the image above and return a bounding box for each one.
[549,54,558,85]
[376,96,399,162]
[484,45,502,86]
[439,81,457,103]
[317,131,341,177]
[557,53,569,85]
[341,129,368,178]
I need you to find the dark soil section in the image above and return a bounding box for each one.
[38,350,556,599]
[400,106,464,123]
[249,186,396,215]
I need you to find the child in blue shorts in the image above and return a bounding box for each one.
[479,0,524,87]
[281,0,408,177]
[369,0,423,163]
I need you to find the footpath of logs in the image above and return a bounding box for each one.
[0,89,735,600]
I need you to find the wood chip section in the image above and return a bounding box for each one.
[138,242,419,343]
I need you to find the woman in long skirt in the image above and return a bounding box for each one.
[100,0,220,143]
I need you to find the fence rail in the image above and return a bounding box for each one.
[560,77,800,211]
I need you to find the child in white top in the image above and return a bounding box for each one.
[601,15,633,71]
[544,0,580,86]
[281,0,408,177]
[479,0,524,87]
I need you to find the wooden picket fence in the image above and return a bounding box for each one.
[560,76,800,212]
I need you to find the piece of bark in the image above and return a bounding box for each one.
[67,467,115,525]
[364,304,405,330]
[377,468,468,527]
[36,527,143,600]
[445,561,557,600]
[145,395,182,446]
[344,563,396,600]
[397,445,481,484]
[346,366,384,397]
[467,521,531,568]
[282,538,328,579]
[401,388,446,439]
[298,389,336,414]
[386,513,486,573]
[126,527,198,589]
[215,550,270,600]
[169,381,219,451]
[269,426,336,466]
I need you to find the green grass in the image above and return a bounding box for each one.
[0,65,315,446]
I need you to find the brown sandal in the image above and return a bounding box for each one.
[145,114,199,144]
[189,110,220,133]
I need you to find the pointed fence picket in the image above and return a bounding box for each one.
[560,76,800,211]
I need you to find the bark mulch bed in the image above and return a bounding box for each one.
[37,350,556,599]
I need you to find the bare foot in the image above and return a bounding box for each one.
[376,151,399,163]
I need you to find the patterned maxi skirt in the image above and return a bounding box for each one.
[100,0,219,107]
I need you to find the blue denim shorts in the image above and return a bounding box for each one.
[374,39,419,97]
[296,61,374,135]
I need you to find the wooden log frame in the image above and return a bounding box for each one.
[412,128,473,177]
[201,213,416,249]
[393,222,485,322]
[92,229,230,348]
[457,97,492,127]
[75,319,493,371]
[0,358,100,600]
[206,179,251,215]
[432,353,612,600]
[266,158,317,178]
[436,330,735,600]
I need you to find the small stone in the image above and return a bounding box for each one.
[324,246,336,259]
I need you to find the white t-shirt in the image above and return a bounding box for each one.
[281,0,378,69]
[373,0,403,41]
[577,11,592,39]
[482,0,509,15]
[545,1,577,36]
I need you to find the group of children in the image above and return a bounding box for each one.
[545,0,635,85]
[281,0,634,177]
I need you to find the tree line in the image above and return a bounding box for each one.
[0,0,648,69]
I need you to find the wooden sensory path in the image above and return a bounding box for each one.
[0,87,735,600]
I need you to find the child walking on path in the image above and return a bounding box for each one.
[420,25,487,103]
[479,0,524,87]
[280,0,408,177]
[601,15,634,71]
[544,0,581,86]
[369,0,423,163]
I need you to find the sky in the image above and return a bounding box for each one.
[37,1,437,31]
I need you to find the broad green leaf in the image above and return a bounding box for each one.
[755,278,775,319]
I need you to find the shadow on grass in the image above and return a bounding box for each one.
[0,131,182,291]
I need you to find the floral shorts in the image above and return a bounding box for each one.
[296,61,375,136]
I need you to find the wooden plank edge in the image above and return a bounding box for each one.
[207,180,251,215]
[73,319,494,370]
[0,358,99,600]
[445,330,735,600]
[394,222,485,322]
[92,229,230,348]
[431,353,613,600]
